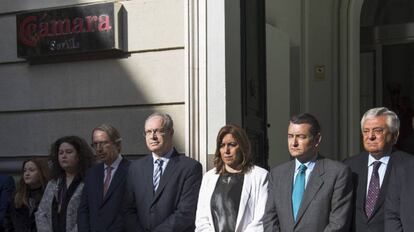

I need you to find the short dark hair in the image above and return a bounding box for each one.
[49,135,95,180]
[290,113,321,137]
[214,124,253,174]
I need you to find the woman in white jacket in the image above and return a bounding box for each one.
[195,124,268,232]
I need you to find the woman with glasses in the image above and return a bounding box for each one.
[6,158,50,232]
[35,136,94,232]
[195,124,269,232]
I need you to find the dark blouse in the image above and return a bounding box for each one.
[6,187,44,232]
[210,172,244,232]
[51,175,81,232]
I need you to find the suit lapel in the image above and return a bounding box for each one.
[368,151,395,220]
[152,150,180,203]
[295,157,324,226]
[235,171,251,231]
[357,154,369,222]
[96,163,104,206]
[144,155,155,198]
[102,158,128,204]
[282,161,296,226]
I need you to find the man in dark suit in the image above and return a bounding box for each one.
[0,174,15,231]
[264,113,353,232]
[398,115,414,154]
[123,113,202,232]
[78,124,130,232]
[344,107,412,232]
[385,151,414,231]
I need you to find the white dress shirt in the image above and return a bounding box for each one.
[294,159,316,188]
[103,154,123,186]
[152,148,174,174]
[366,154,390,195]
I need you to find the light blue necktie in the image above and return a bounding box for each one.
[292,164,307,221]
[153,159,164,192]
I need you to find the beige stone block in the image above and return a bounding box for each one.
[0,15,22,63]
[0,0,184,63]
[0,0,104,14]
[123,0,184,51]
[0,104,186,158]
[0,49,184,111]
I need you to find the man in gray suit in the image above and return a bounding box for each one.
[264,113,353,232]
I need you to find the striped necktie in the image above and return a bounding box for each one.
[153,159,164,192]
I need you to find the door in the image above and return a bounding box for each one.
[240,0,268,169]
[360,23,414,153]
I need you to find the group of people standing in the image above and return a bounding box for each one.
[2,136,95,232]
[0,108,413,232]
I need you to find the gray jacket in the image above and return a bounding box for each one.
[35,178,84,232]
[264,156,353,232]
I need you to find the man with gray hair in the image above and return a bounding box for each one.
[344,107,412,232]
[124,112,202,232]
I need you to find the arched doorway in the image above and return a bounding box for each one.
[359,0,414,154]
[339,0,414,156]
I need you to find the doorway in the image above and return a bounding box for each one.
[240,0,268,168]
[360,0,414,153]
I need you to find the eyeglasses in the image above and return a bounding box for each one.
[91,141,111,149]
[362,127,385,136]
[143,128,168,137]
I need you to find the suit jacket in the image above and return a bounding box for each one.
[6,204,36,232]
[195,165,268,232]
[263,156,353,232]
[384,152,414,232]
[35,178,84,232]
[78,157,130,232]
[344,149,412,232]
[0,175,15,229]
[123,149,202,232]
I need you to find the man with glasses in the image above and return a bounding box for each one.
[344,107,412,232]
[123,112,202,232]
[78,124,130,231]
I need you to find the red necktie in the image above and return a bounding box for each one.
[103,166,113,197]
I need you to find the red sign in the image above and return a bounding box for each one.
[16,3,124,58]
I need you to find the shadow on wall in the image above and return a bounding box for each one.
[0,0,186,174]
